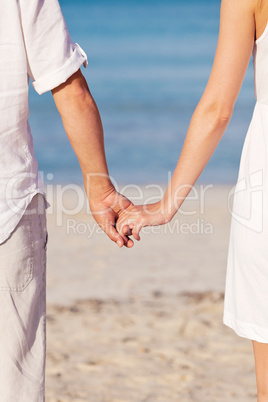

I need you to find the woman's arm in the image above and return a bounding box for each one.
[116,0,257,240]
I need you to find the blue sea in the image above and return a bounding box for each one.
[29,0,256,185]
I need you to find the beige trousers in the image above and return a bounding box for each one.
[0,193,47,401]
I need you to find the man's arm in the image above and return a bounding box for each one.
[51,69,134,248]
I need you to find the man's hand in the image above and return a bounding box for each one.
[89,187,135,248]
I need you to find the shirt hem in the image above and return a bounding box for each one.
[0,190,50,245]
[223,309,268,343]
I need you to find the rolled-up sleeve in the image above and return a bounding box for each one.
[19,0,88,95]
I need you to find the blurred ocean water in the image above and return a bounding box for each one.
[29,0,256,185]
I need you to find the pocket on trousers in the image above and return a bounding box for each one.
[0,217,33,292]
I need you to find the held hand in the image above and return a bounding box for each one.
[89,188,135,248]
[116,201,172,241]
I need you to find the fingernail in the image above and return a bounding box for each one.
[117,240,121,247]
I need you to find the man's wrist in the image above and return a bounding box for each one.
[83,172,115,202]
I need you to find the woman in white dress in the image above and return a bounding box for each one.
[116,0,268,399]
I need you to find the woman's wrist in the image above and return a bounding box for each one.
[148,199,175,224]
[161,194,180,222]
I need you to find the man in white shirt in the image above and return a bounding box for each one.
[0,0,134,400]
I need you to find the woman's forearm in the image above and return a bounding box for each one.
[162,101,232,219]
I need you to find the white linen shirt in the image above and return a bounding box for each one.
[0,0,88,243]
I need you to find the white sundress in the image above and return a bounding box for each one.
[223,22,268,343]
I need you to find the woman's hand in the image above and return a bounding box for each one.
[89,187,135,248]
[115,201,172,241]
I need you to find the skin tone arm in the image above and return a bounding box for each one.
[51,70,134,248]
[116,0,257,241]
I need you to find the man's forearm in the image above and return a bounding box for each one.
[52,69,113,201]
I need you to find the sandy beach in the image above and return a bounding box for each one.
[45,183,257,401]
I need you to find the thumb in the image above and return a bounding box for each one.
[131,222,143,241]
[122,225,133,236]
[104,223,134,248]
